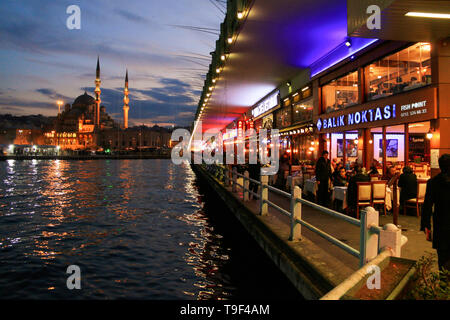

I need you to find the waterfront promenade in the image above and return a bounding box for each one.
[193,165,437,298]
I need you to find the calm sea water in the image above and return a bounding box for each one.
[0,159,302,300]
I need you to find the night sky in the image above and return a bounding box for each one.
[0,0,224,127]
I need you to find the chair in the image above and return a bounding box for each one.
[356,182,372,219]
[372,180,387,216]
[404,181,427,217]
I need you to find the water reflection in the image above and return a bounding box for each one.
[0,160,302,300]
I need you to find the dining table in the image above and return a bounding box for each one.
[304,179,318,196]
[331,185,400,211]
[286,175,303,191]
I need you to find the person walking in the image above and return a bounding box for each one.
[315,150,332,206]
[421,154,450,271]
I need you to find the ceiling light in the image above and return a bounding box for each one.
[302,86,309,92]
[405,12,450,19]
[221,55,226,61]
[237,11,244,19]
[227,37,233,44]
[212,79,217,83]
[345,40,352,47]
[216,68,221,73]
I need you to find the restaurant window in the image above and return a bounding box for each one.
[293,98,313,123]
[322,70,359,113]
[276,106,292,128]
[408,121,431,164]
[365,42,431,101]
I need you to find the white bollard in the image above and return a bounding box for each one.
[379,223,403,257]
[289,186,302,241]
[359,206,379,267]
[260,175,268,216]
[244,171,250,201]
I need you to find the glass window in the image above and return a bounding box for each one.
[293,98,313,123]
[276,106,292,128]
[322,70,359,113]
[366,42,431,101]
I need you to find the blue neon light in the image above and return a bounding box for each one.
[310,38,379,78]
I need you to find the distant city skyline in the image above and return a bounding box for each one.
[0,0,224,127]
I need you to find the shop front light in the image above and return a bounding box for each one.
[405,12,450,19]
[237,11,244,19]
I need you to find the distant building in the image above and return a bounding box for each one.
[39,58,172,152]
[101,126,172,151]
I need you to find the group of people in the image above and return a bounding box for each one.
[314,151,431,215]
[225,150,450,270]
[314,150,450,270]
[315,150,374,210]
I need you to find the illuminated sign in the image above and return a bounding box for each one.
[237,120,244,138]
[223,129,237,140]
[317,104,396,131]
[251,91,280,118]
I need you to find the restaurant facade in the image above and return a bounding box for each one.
[311,40,450,177]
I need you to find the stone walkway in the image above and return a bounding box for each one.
[230,183,438,280]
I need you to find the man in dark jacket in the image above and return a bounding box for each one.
[421,154,450,271]
[315,150,332,206]
[398,166,417,215]
[347,165,370,213]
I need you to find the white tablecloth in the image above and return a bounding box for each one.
[332,186,348,209]
[304,179,317,196]
[330,185,400,210]
[286,175,303,191]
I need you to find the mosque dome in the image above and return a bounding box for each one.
[73,92,95,106]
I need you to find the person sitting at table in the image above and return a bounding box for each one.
[347,165,370,216]
[398,166,418,215]
[383,166,400,187]
[334,167,348,187]
[369,160,380,176]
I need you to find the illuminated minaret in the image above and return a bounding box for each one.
[94,56,101,127]
[123,69,129,129]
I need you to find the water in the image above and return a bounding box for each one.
[0,159,302,300]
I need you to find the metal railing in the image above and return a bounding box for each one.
[203,164,407,268]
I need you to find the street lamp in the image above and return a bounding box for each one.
[57,100,63,114]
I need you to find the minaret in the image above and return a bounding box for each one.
[94,56,101,127]
[123,69,129,129]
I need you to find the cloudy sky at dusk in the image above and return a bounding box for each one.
[0,0,224,127]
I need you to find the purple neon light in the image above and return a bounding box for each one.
[310,38,379,78]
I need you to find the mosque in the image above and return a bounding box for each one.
[42,58,171,152]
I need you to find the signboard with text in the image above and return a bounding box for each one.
[251,91,280,119]
[315,86,437,133]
